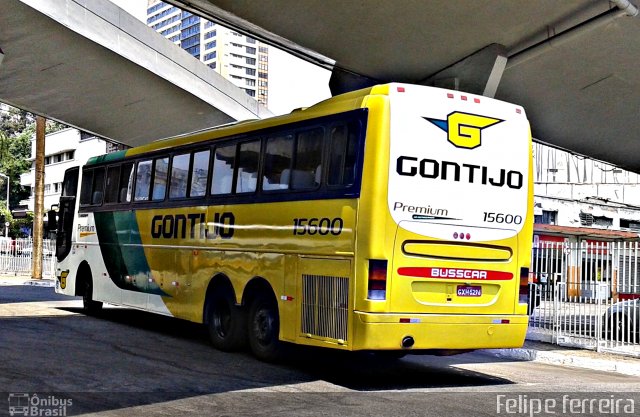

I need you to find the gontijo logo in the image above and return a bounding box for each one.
[426,112,503,149]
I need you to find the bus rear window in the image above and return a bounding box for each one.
[328,122,358,186]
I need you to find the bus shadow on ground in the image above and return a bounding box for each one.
[0,305,516,414]
[58,306,514,391]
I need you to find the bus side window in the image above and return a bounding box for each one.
[236,140,260,193]
[104,166,120,204]
[91,168,105,205]
[134,160,152,201]
[119,163,133,203]
[80,169,93,206]
[263,134,293,191]
[211,145,235,195]
[292,128,323,190]
[151,157,169,201]
[328,122,358,187]
[190,150,210,197]
[170,153,190,199]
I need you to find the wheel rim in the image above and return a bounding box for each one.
[212,301,231,338]
[253,306,274,346]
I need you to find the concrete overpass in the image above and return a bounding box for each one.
[0,0,271,147]
[169,0,640,173]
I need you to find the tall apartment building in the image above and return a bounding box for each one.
[146,1,269,106]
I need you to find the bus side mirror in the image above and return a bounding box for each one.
[47,210,57,232]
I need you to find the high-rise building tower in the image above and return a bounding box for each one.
[146,0,268,106]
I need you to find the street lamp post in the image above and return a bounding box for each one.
[0,172,8,237]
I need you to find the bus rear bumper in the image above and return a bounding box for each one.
[352,311,528,351]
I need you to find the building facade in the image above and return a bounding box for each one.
[18,129,124,213]
[146,1,269,106]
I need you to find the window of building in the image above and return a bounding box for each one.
[205,40,216,49]
[246,57,256,66]
[246,37,256,44]
[246,46,256,55]
[246,79,256,86]
[246,68,256,76]
[620,219,640,231]
[259,46,268,53]
[245,89,256,97]
[205,29,216,39]
[208,62,217,70]
[534,210,557,225]
[204,52,217,61]
[170,153,190,199]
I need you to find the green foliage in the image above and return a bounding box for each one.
[10,212,33,238]
[0,106,37,209]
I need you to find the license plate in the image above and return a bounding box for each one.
[457,285,481,297]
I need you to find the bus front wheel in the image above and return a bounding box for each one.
[207,290,246,351]
[79,266,102,314]
[247,294,283,362]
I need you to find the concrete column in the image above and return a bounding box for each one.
[31,116,45,279]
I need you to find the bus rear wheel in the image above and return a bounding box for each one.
[207,291,246,351]
[247,294,283,362]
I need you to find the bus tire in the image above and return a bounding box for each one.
[78,266,102,314]
[247,293,283,362]
[206,290,246,351]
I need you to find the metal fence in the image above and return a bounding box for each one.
[0,238,56,279]
[529,241,640,356]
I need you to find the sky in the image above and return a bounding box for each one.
[108,0,331,115]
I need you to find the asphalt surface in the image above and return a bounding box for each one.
[1,284,639,416]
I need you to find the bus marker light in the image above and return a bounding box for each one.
[148,278,154,283]
[466,233,471,240]
[461,95,468,101]
[516,108,522,114]
[172,281,179,287]
[453,232,459,239]
[447,93,454,99]
[399,318,420,323]
[397,86,405,92]
[474,98,481,104]
[492,319,510,324]
[280,295,294,301]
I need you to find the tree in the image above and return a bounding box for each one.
[0,106,36,209]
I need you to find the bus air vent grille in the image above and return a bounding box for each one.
[301,274,349,341]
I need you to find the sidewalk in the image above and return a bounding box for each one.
[0,274,55,287]
[483,340,640,377]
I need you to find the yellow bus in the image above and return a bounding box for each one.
[54,83,533,360]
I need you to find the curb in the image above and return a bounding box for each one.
[482,348,640,377]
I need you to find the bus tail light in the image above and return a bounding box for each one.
[519,267,529,304]
[368,260,388,300]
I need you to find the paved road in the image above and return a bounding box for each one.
[0,285,639,416]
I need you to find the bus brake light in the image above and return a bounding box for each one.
[368,260,388,300]
[519,267,529,304]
